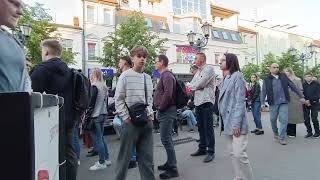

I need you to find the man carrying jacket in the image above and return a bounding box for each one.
[303,73,320,138]
[261,63,305,145]
[154,54,179,179]
[31,39,77,180]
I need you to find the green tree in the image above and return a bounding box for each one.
[278,50,303,78]
[19,3,76,65]
[260,52,277,79]
[100,11,168,75]
[241,63,260,82]
[307,64,320,79]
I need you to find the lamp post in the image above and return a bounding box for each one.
[12,23,32,47]
[186,22,212,52]
[289,42,316,73]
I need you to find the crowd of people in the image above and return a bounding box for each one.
[1,1,320,180]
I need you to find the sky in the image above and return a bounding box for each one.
[24,0,320,39]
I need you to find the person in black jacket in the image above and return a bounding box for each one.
[303,73,320,138]
[31,39,77,180]
[249,74,264,135]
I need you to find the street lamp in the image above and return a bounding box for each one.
[289,43,315,73]
[187,22,212,51]
[12,23,32,47]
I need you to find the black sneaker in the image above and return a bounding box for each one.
[128,161,137,169]
[305,133,313,138]
[190,149,207,156]
[159,168,179,179]
[189,129,195,133]
[251,129,259,133]
[158,163,169,171]
[313,133,320,139]
[255,130,264,135]
[86,151,98,157]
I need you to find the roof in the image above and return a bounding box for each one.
[84,0,118,6]
[54,23,83,30]
[211,5,239,19]
[238,26,257,35]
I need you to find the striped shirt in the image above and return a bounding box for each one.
[115,69,154,120]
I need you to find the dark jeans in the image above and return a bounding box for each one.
[66,128,78,180]
[91,115,109,164]
[196,102,215,155]
[158,106,178,167]
[251,101,262,129]
[72,127,80,160]
[303,104,320,134]
[287,123,296,136]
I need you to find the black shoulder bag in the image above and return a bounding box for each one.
[125,74,149,127]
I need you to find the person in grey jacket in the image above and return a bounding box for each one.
[219,53,254,180]
[88,68,111,171]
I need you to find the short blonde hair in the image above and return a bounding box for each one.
[41,39,62,56]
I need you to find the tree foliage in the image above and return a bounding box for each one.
[18,3,76,66]
[241,63,260,82]
[259,52,278,79]
[100,11,168,75]
[278,50,303,78]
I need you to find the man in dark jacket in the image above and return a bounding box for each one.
[154,55,179,179]
[261,63,305,145]
[303,73,320,138]
[31,39,77,180]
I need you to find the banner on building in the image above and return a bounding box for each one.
[176,45,198,64]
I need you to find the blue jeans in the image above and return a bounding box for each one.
[251,101,262,129]
[72,127,81,160]
[269,104,288,140]
[91,115,109,164]
[181,110,197,129]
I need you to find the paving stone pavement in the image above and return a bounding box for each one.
[77,112,320,180]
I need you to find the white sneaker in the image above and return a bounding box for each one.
[78,160,80,166]
[89,162,107,171]
[105,160,112,166]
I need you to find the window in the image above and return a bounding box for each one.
[212,30,220,38]
[222,32,229,40]
[173,21,180,33]
[87,6,94,23]
[104,9,111,25]
[172,0,206,19]
[145,18,152,28]
[88,43,96,60]
[231,33,238,41]
[61,39,73,52]
[159,21,166,30]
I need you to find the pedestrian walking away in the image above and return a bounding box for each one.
[154,54,179,179]
[189,52,216,163]
[114,45,156,180]
[261,63,305,145]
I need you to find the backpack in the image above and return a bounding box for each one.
[166,72,188,109]
[71,69,91,111]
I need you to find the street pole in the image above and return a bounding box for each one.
[82,0,87,75]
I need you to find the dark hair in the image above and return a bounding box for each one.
[304,72,313,76]
[130,45,149,58]
[190,64,198,70]
[196,52,206,62]
[120,56,132,67]
[225,53,240,74]
[251,74,258,78]
[41,39,62,56]
[158,54,169,67]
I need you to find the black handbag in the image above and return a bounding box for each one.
[125,74,149,127]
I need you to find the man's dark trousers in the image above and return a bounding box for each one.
[196,102,215,155]
[304,104,320,134]
[158,106,178,168]
[66,128,78,180]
